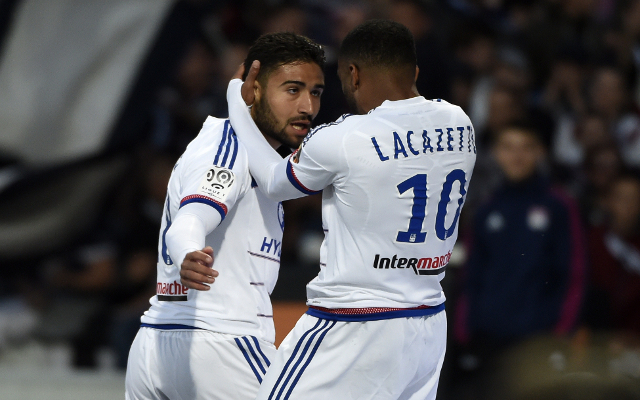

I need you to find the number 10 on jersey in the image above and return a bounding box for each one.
[396,169,467,243]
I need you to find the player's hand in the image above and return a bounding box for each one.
[180,246,218,291]
[232,60,260,106]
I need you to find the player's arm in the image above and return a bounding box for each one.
[226,63,337,201]
[167,203,220,291]
[169,137,246,290]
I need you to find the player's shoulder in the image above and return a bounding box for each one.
[427,98,469,118]
[299,113,362,149]
[199,116,233,144]
[184,117,245,169]
[307,113,360,137]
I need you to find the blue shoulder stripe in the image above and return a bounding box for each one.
[213,120,230,166]
[220,122,234,167]
[228,127,239,169]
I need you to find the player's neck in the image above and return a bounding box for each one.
[358,77,420,113]
[263,134,281,150]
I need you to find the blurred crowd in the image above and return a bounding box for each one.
[1,0,640,398]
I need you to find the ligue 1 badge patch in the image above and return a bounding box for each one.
[197,165,235,201]
[527,206,550,231]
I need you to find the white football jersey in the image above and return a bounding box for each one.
[292,98,476,310]
[140,116,284,344]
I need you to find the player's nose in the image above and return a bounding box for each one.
[298,91,317,116]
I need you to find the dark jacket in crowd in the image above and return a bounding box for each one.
[458,176,586,344]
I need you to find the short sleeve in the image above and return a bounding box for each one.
[177,122,248,221]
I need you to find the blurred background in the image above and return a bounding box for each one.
[0,0,640,398]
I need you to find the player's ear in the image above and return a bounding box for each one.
[349,63,360,89]
[253,79,262,102]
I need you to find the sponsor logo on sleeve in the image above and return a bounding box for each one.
[197,165,235,201]
[156,280,189,301]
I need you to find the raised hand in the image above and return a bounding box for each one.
[232,60,261,106]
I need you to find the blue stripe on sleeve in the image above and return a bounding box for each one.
[213,120,230,165]
[285,160,321,195]
[180,197,226,221]
[228,128,239,169]
[221,124,234,167]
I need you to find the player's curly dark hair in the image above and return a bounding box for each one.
[338,20,416,75]
[243,32,325,85]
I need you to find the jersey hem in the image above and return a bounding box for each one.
[140,323,201,330]
[305,303,445,321]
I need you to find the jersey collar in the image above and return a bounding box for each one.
[377,96,428,109]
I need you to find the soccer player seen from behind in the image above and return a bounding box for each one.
[124,32,324,400]
[227,20,476,400]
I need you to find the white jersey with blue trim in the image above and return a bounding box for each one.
[140,116,285,344]
[227,78,477,312]
[292,98,476,309]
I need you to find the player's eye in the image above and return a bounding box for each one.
[287,87,299,94]
[311,89,323,97]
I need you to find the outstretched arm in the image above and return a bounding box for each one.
[226,63,309,201]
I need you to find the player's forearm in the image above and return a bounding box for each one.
[227,78,306,201]
[166,203,222,266]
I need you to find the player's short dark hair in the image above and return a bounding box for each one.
[243,32,325,85]
[338,20,417,73]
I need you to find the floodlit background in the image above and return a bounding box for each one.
[0,0,640,399]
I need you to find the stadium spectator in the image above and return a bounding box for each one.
[588,67,640,168]
[578,144,625,226]
[151,37,227,155]
[584,174,640,335]
[453,123,586,398]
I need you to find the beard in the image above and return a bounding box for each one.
[252,95,310,149]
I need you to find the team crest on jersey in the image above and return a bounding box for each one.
[277,202,285,231]
[197,165,235,201]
